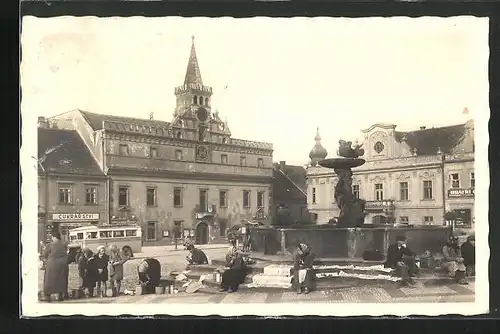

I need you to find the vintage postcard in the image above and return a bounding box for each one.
[20,16,489,317]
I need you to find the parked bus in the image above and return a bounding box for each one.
[67,224,142,262]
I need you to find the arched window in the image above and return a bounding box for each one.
[199,96,204,105]
[193,96,198,105]
[222,137,227,144]
[176,131,182,139]
[205,97,209,106]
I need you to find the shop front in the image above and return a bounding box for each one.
[48,213,101,243]
[446,188,474,229]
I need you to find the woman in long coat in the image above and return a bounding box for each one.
[93,245,110,297]
[41,232,69,302]
[78,248,97,297]
[108,244,129,297]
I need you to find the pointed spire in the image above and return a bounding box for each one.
[314,126,321,142]
[184,35,203,86]
[309,127,328,165]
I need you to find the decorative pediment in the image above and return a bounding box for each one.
[370,175,386,182]
[419,171,436,179]
[397,173,411,181]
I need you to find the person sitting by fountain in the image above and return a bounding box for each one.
[384,236,419,287]
[293,243,316,294]
[220,238,247,293]
[442,236,468,285]
[460,234,475,277]
[137,258,162,294]
[186,242,209,265]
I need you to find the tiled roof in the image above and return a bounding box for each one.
[280,165,307,192]
[273,168,306,202]
[394,124,467,155]
[80,110,170,131]
[38,127,104,175]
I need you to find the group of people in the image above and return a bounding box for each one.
[77,244,129,298]
[40,232,129,302]
[384,234,476,287]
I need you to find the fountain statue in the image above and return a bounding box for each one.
[319,140,367,228]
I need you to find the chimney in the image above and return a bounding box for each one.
[38,116,48,129]
[279,161,286,170]
[420,126,426,130]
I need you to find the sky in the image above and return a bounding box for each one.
[21,16,489,166]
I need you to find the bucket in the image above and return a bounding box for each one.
[155,286,165,295]
[71,289,83,299]
[135,284,144,296]
[214,270,222,283]
[166,285,175,294]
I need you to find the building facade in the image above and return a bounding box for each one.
[38,124,108,244]
[49,37,274,244]
[306,120,475,227]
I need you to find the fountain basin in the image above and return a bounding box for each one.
[319,158,366,169]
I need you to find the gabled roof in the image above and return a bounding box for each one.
[80,110,170,131]
[273,167,307,202]
[278,164,307,193]
[38,127,104,176]
[395,124,467,155]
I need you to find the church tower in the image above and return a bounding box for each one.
[174,36,213,119]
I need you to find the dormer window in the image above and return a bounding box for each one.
[176,131,182,139]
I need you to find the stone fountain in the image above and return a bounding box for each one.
[318,140,367,228]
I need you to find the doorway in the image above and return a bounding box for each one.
[196,221,209,244]
[147,222,156,241]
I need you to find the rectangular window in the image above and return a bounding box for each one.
[199,189,208,212]
[312,187,316,204]
[400,216,409,223]
[86,232,98,239]
[146,187,157,206]
[150,147,158,158]
[375,183,384,201]
[470,172,475,188]
[423,180,433,200]
[257,191,265,208]
[399,182,409,201]
[240,156,246,166]
[219,190,228,208]
[257,158,264,167]
[113,230,125,238]
[173,221,183,239]
[243,190,251,208]
[58,185,72,204]
[118,187,129,206]
[99,231,112,238]
[77,233,84,240]
[119,144,129,156]
[125,230,137,237]
[450,173,460,188]
[424,216,434,224]
[173,188,183,207]
[352,184,360,199]
[85,186,97,204]
[221,154,228,164]
[175,150,183,160]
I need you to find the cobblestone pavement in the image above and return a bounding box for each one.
[60,281,475,304]
[38,247,228,292]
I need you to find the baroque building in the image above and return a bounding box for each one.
[49,37,274,244]
[37,121,108,244]
[306,120,475,227]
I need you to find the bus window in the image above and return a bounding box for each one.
[100,231,112,238]
[113,230,125,238]
[86,232,98,239]
[126,230,137,237]
[77,233,84,240]
[70,235,77,241]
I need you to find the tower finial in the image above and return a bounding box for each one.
[314,126,321,142]
[184,36,203,86]
[192,35,195,44]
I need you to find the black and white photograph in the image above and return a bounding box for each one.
[20,16,489,316]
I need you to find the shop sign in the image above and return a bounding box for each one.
[52,213,100,221]
[448,188,474,198]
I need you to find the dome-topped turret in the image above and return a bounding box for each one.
[309,127,328,166]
